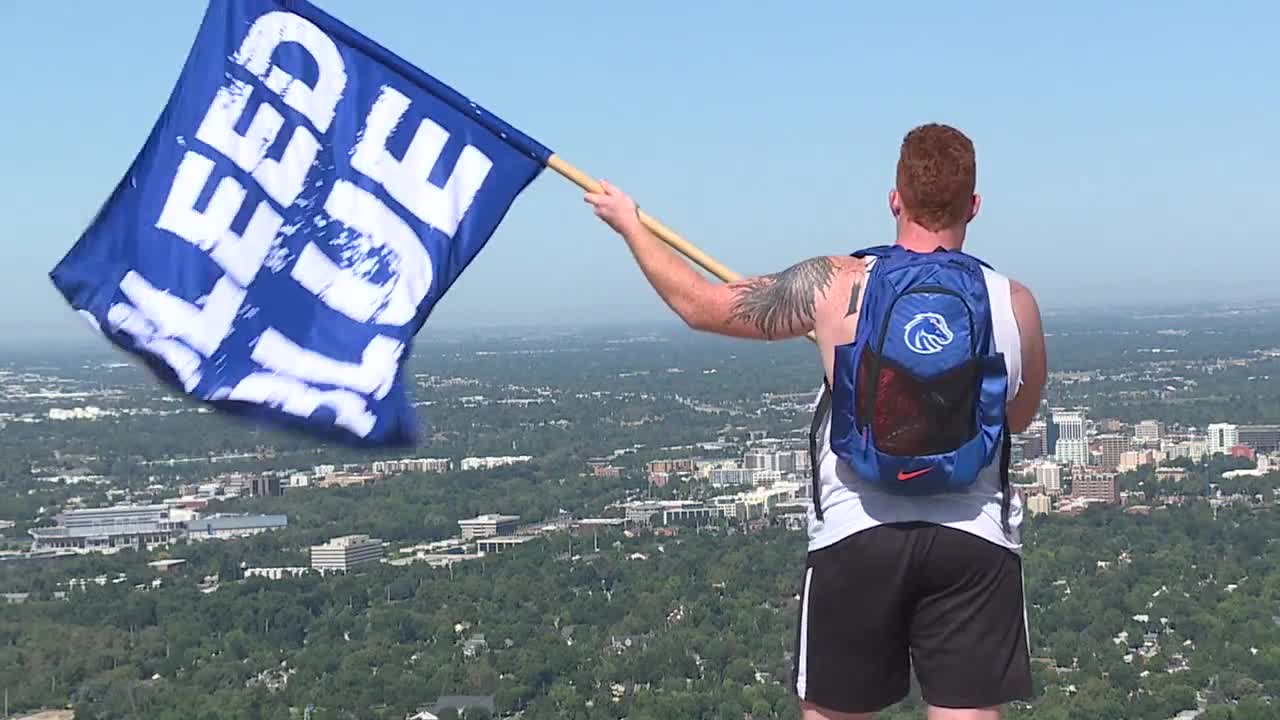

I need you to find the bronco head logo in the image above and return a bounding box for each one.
[904,312,954,354]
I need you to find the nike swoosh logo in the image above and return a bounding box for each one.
[897,468,931,482]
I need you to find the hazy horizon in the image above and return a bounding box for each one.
[4,0,1277,345]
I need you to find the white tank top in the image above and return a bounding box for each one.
[807,264,1025,554]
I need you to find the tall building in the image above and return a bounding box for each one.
[743,451,773,471]
[789,450,812,474]
[458,514,520,540]
[1033,461,1062,496]
[1074,471,1119,505]
[310,534,384,571]
[1165,439,1209,463]
[1020,423,1046,460]
[1134,420,1163,444]
[1026,494,1053,516]
[1010,438,1026,465]
[772,452,797,474]
[1042,402,1060,456]
[250,476,282,497]
[1053,410,1088,466]
[709,467,753,486]
[1207,423,1239,456]
[1238,425,1280,453]
[1096,434,1130,470]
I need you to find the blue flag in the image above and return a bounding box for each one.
[50,0,551,446]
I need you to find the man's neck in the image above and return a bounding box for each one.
[894,222,965,253]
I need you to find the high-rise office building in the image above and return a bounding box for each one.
[743,451,772,471]
[1021,421,1047,460]
[1041,402,1061,457]
[1027,494,1053,516]
[1134,420,1163,444]
[1097,434,1130,469]
[1033,461,1062,496]
[1053,410,1088,466]
[250,476,282,497]
[1207,423,1239,456]
[1073,472,1119,505]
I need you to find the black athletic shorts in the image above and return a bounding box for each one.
[791,522,1033,714]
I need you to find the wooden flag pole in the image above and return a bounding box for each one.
[547,154,816,343]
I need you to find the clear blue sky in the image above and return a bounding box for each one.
[2,1,1277,342]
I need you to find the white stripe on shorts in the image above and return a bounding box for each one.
[796,566,814,699]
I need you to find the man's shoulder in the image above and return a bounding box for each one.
[829,254,869,273]
[1005,276,1034,299]
[1005,277,1040,315]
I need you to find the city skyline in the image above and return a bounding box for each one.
[3,1,1279,343]
[3,303,1279,718]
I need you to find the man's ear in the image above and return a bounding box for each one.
[968,193,982,222]
[889,189,903,219]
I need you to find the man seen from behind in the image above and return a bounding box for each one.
[584,123,1048,720]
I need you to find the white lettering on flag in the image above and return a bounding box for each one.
[251,328,402,400]
[155,152,283,287]
[232,11,347,134]
[51,0,552,443]
[106,303,205,392]
[292,179,434,325]
[118,271,244,357]
[195,79,320,207]
[216,373,377,437]
[351,85,494,238]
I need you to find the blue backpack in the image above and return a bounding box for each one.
[808,245,1014,533]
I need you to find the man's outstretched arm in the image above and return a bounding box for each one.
[585,180,841,340]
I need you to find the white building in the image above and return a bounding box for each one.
[458,514,520,540]
[1207,423,1239,456]
[708,467,754,486]
[1027,494,1053,516]
[47,406,108,421]
[310,534,384,572]
[459,455,532,471]
[1053,410,1088,466]
[1033,461,1062,496]
[752,470,784,487]
[29,504,182,553]
[244,567,311,580]
[1134,420,1162,443]
[1165,438,1209,463]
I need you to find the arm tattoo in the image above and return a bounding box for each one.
[845,276,863,317]
[729,257,835,338]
